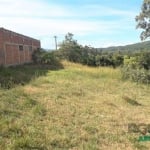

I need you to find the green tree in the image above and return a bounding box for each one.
[136,0,150,40]
[112,53,123,67]
[59,33,82,62]
[138,52,150,69]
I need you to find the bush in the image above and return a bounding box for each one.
[32,49,60,65]
[32,49,46,64]
[121,54,150,84]
[121,66,150,84]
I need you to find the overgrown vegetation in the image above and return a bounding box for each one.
[0,55,63,89]
[55,32,150,84]
[0,1,150,149]
[0,61,150,149]
[121,52,150,84]
[32,48,62,68]
[0,65,47,89]
[57,33,124,68]
[29,32,150,85]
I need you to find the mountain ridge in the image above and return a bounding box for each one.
[98,40,150,52]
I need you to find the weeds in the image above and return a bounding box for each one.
[0,63,63,89]
[122,95,142,106]
[0,61,150,149]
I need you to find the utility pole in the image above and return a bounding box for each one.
[54,36,57,50]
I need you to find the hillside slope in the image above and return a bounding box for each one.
[99,40,150,52]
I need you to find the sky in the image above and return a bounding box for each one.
[0,0,144,49]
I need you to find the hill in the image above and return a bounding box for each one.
[98,40,150,53]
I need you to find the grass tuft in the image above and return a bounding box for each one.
[122,95,142,106]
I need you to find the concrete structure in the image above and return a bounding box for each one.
[0,28,41,66]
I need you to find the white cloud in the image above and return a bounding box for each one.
[1,16,133,36]
[82,4,137,17]
[0,0,71,18]
[0,0,136,18]
[0,0,139,48]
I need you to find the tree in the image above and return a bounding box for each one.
[136,0,150,40]
[59,33,82,62]
[138,52,150,69]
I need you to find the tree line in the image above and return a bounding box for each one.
[32,32,150,84]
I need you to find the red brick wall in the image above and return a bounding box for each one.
[0,28,41,66]
[0,29,5,65]
[13,45,20,64]
[24,46,29,62]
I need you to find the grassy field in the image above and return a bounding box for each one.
[0,61,150,150]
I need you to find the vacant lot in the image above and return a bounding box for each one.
[0,61,150,150]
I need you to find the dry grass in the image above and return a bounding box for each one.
[0,61,150,149]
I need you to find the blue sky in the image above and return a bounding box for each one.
[0,0,143,49]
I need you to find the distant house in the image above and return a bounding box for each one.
[0,28,41,66]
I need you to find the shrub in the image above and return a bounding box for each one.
[121,55,150,84]
[32,49,60,66]
[121,66,150,84]
[32,49,46,64]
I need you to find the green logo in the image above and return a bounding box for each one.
[138,136,150,142]
[128,123,150,142]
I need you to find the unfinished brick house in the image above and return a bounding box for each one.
[0,28,41,66]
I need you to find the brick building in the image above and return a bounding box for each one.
[0,28,41,66]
